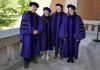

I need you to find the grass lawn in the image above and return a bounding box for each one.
[0,15,17,27]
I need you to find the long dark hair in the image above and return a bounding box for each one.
[68,9,77,16]
[42,13,51,24]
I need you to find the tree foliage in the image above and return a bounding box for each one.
[0,0,32,16]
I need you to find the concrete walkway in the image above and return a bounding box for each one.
[16,34,100,70]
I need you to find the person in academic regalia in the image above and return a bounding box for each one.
[40,7,53,61]
[51,3,67,59]
[59,4,86,63]
[20,2,43,68]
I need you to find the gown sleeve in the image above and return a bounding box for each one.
[37,15,43,34]
[20,12,33,41]
[20,12,33,34]
[51,13,55,45]
[74,15,86,40]
[59,14,68,40]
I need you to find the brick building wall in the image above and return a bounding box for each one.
[50,0,65,13]
[50,0,100,20]
[77,0,100,20]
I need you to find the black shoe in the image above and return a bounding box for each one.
[24,64,29,69]
[32,58,38,64]
[32,59,38,64]
[31,57,38,64]
[70,58,74,63]
[67,58,71,63]
[75,57,78,59]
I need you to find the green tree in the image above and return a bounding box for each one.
[6,0,20,15]
[18,0,32,14]
[0,0,9,15]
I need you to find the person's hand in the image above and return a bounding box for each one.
[33,30,38,35]
[60,38,66,42]
[64,38,66,41]
[76,39,80,42]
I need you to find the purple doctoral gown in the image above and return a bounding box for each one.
[40,16,53,51]
[51,12,67,48]
[59,14,86,59]
[20,11,43,58]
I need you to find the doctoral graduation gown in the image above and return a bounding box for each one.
[51,12,67,47]
[59,14,86,59]
[20,11,43,58]
[40,16,53,51]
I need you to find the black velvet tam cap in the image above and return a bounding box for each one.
[56,3,63,8]
[67,4,76,10]
[29,2,39,8]
[43,7,51,13]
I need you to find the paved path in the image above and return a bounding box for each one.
[17,34,100,70]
